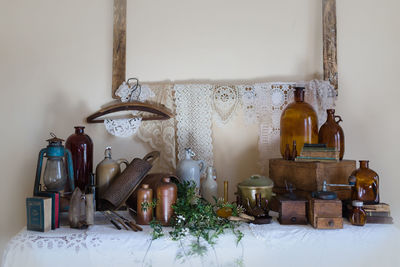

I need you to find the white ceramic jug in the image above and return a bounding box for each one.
[201,166,218,204]
[176,148,205,189]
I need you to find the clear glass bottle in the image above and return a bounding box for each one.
[280,87,318,157]
[349,200,366,226]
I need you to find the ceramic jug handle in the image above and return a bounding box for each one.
[198,160,206,174]
[335,115,343,123]
[117,159,129,171]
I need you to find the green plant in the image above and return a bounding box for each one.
[150,181,244,258]
[141,199,157,212]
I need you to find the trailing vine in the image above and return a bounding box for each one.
[150,181,244,258]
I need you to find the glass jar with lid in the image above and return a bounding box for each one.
[349,200,366,226]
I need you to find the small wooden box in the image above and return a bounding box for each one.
[270,196,307,225]
[308,198,343,229]
[269,159,356,200]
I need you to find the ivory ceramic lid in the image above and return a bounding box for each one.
[238,175,274,188]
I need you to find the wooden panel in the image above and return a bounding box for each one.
[280,200,307,225]
[269,159,355,200]
[323,0,338,92]
[112,0,127,99]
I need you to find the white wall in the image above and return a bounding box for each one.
[1,0,399,256]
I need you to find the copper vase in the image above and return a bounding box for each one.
[318,109,345,160]
[280,87,318,157]
[136,184,153,225]
[350,160,379,204]
[156,177,177,226]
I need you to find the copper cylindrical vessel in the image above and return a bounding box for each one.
[136,184,153,225]
[156,177,177,226]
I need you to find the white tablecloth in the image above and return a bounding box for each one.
[2,214,400,267]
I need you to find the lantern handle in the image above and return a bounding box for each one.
[33,148,47,195]
[65,149,75,191]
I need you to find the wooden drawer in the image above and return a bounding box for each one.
[315,217,343,229]
[308,198,343,229]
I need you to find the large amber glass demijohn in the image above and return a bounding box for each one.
[280,87,318,157]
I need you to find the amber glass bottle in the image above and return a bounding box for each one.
[350,160,379,204]
[349,200,366,226]
[280,87,318,156]
[318,109,345,159]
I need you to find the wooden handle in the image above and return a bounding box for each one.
[143,151,160,165]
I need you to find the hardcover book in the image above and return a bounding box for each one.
[26,197,52,232]
[35,191,60,229]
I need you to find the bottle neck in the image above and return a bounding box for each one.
[294,88,305,102]
[74,126,85,134]
[360,160,369,169]
[326,109,335,121]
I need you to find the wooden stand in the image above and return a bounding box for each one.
[308,199,343,229]
[269,159,355,200]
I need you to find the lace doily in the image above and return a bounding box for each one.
[212,85,240,125]
[171,80,336,172]
[104,118,142,138]
[136,83,176,173]
[106,81,155,137]
[174,84,214,166]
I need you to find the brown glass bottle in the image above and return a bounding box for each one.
[350,160,379,204]
[137,184,153,225]
[349,200,366,226]
[156,177,177,226]
[280,87,318,157]
[65,126,93,192]
[318,109,345,160]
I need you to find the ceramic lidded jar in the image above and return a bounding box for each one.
[65,126,93,192]
[137,184,153,225]
[318,109,345,160]
[95,147,128,207]
[156,177,177,226]
[176,148,205,189]
[280,87,318,157]
[349,160,379,204]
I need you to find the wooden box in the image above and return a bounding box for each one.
[308,199,343,229]
[270,196,307,225]
[269,159,356,200]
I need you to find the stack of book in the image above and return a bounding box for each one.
[26,191,60,232]
[363,203,394,224]
[295,144,339,162]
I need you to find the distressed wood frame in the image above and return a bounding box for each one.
[112,0,127,99]
[111,0,338,98]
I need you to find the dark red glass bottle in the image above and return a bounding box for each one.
[65,126,93,192]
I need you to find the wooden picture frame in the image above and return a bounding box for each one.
[111,0,338,98]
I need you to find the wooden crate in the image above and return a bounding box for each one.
[269,159,356,200]
[308,199,343,229]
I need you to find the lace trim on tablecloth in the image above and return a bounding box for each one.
[174,84,214,166]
